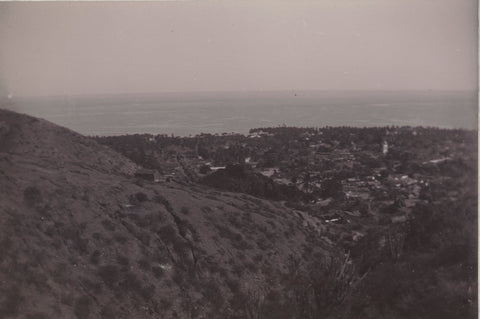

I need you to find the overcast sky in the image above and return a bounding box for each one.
[0,0,477,97]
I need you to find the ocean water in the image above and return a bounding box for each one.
[6,90,477,136]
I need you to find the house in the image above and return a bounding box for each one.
[134,169,158,182]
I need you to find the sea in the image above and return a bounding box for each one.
[6,90,477,136]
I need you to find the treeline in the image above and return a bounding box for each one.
[95,126,476,172]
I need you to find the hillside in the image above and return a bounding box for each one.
[96,120,478,318]
[0,109,344,318]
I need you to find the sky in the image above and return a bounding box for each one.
[0,0,477,97]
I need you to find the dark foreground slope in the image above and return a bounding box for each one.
[0,109,345,318]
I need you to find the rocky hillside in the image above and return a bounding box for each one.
[0,109,344,318]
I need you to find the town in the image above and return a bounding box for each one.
[95,125,476,252]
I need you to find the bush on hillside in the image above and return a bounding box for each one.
[24,186,42,207]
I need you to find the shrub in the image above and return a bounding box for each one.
[310,254,356,313]
[152,266,164,278]
[24,186,42,207]
[172,238,189,258]
[158,224,177,244]
[116,255,129,267]
[60,293,74,306]
[180,207,190,215]
[60,229,89,255]
[0,286,24,317]
[199,164,211,174]
[226,279,240,293]
[154,194,173,212]
[201,206,212,213]
[138,259,150,271]
[74,296,90,319]
[101,219,115,231]
[0,237,12,263]
[135,212,163,229]
[128,192,149,205]
[119,271,141,292]
[100,306,115,319]
[138,231,151,246]
[216,225,252,250]
[141,284,156,301]
[114,234,127,245]
[172,269,185,286]
[89,250,101,265]
[98,265,119,286]
[135,192,149,202]
[320,178,344,199]
[282,253,357,318]
[202,281,224,308]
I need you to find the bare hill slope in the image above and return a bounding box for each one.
[0,109,338,318]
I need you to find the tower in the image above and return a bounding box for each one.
[382,140,388,155]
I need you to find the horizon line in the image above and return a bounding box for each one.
[10,88,478,99]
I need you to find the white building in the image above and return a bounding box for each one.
[382,140,389,155]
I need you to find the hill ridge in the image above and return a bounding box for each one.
[0,109,339,319]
